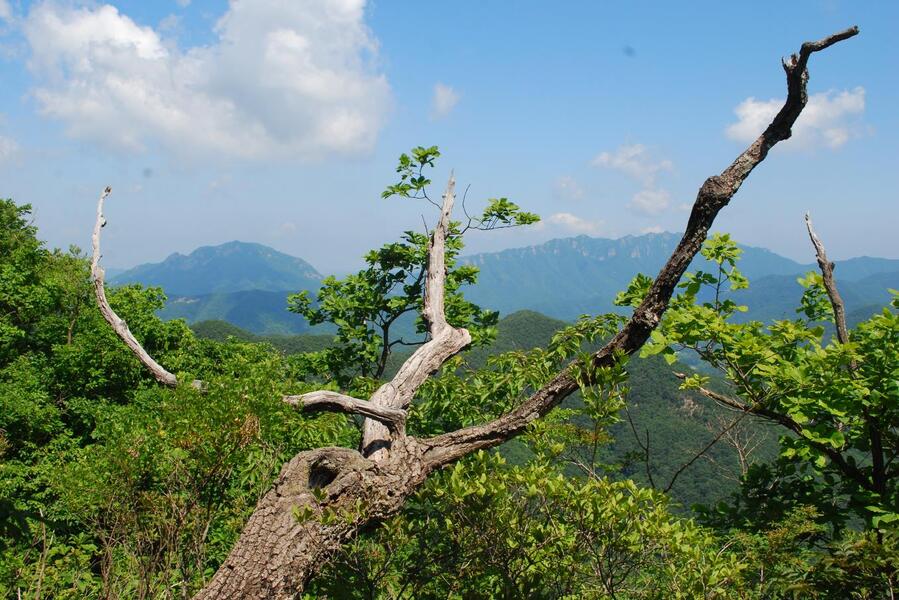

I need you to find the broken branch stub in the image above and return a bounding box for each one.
[805,212,851,345]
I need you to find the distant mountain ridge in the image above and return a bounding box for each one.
[111,241,323,296]
[460,233,899,320]
[159,289,324,335]
[112,235,898,334]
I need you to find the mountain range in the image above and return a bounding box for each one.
[111,241,322,296]
[460,233,898,321]
[110,234,899,334]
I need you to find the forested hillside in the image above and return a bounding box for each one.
[462,234,898,322]
[192,311,779,509]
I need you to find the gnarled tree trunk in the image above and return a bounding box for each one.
[89,27,858,599]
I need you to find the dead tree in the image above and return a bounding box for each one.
[89,28,858,599]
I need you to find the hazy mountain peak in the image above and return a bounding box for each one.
[111,240,323,297]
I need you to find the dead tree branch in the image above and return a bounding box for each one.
[283,173,472,460]
[360,172,472,459]
[807,213,886,494]
[284,391,407,432]
[91,187,178,386]
[686,378,873,493]
[420,27,859,469]
[663,411,752,494]
[805,212,850,344]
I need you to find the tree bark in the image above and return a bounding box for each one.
[805,212,851,345]
[193,442,435,599]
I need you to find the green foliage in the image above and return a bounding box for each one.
[0,201,357,597]
[475,197,540,229]
[287,226,496,387]
[191,319,333,354]
[288,146,540,389]
[310,451,745,599]
[716,506,899,599]
[0,200,67,364]
[797,271,834,322]
[647,235,899,531]
[614,273,654,308]
[381,145,538,231]
[381,146,441,200]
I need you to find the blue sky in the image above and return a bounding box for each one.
[0,0,896,274]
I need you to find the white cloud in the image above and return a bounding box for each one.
[592,143,672,186]
[640,225,663,234]
[22,0,391,160]
[593,143,675,216]
[630,188,670,215]
[176,0,191,7]
[555,175,584,200]
[431,82,459,119]
[0,0,11,21]
[725,87,865,149]
[548,212,603,235]
[0,135,18,162]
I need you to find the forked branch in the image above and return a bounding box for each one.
[91,187,178,387]
[361,173,472,459]
[419,26,859,468]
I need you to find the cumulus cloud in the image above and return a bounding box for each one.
[640,225,663,234]
[175,0,191,7]
[630,188,670,215]
[555,175,584,200]
[431,82,459,119]
[593,143,674,215]
[548,212,603,235]
[22,0,391,160]
[726,87,865,149]
[0,135,18,162]
[592,143,672,187]
[0,0,11,21]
